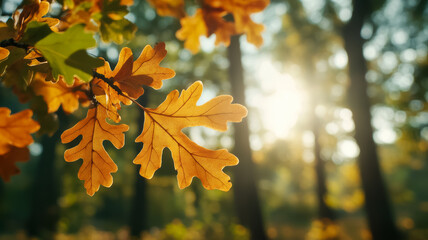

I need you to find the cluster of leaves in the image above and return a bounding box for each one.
[148,0,270,53]
[0,0,249,196]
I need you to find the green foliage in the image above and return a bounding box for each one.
[23,22,104,84]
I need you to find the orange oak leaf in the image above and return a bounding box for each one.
[32,74,89,114]
[13,0,59,38]
[93,43,175,122]
[148,0,185,18]
[202,8,236,47]
[206,0,269,47]
[0,146,30,181]
[0,108,40,155]
[134,81,247,191]
[0,47,10,62]
[61,105,129,196]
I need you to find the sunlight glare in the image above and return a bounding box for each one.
[256,60,306,140]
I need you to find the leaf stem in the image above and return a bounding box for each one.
[91,71,146,111]
[0,38,29,50]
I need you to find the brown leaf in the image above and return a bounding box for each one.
[61,105,129,196]
[0,147,30,182]
[134,81,247,191]
[0,108,40,155]
[13,0,59,38]
[93,43,175,122]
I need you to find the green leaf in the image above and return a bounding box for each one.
[100,18,136,44]
[98,0,136,44]
[0,47,31,89]
[20,21,52,45]
[33,24,103,84]
[0,20,16,42]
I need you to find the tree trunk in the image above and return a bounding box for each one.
[129,94,149,238]
[343,0,400,239]
[26,112,65,239]
[228,35,267,240]
[310,94,335,222]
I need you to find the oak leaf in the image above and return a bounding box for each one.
[0,107,40,155]
[134,81,247,191]
[61,105,129,196]
[148,0,185,18]
[0,47,9,62]
[176,9,208,54]
[206,0,269,47]
[22,21,104,84]
[13,0,59,38]
[93,43,175,122]
[31,74,89,114]
[0,146,30,181]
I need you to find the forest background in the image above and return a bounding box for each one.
[0,0,427,239]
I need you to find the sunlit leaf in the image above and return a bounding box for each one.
[0,107,40,155]
[176,9,208,53]
[23,22,104,84]
[93,43,175,122]
[134,81,247,191]
[61,105,129,196]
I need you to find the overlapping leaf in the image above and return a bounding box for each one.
[62,0,136,44]
[134,81,247,191]
[176,9,208,54]
[31,74,89,114]
[61,105,129,196]
[0,107,40,155]
[93,42,175,122]
[0,147,30,181]
[147,0,185,18]
[12,0,59,38]
[22,21,104,84]
[206,0,269,47]
[174,0,268,52]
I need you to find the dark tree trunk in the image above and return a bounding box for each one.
[310,94,335,222]
[343,0,400,239]
[26,112,65,239]
[129,94,149,238]
[228,35,267,240]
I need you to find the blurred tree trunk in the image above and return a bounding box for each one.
[228,35,267,240]
[343,0,400,239]
[26,111,65,239]
[310,90,335,222]
[129,94,149,238]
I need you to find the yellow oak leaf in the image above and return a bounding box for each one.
[0,146,30,181]
[32,74,89,114]
[176,9,208,53]
[134,81,247,191]
[148,0,185,18]
[61,105,129,196]
[0,108,40,155]
[0,47,10,62]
